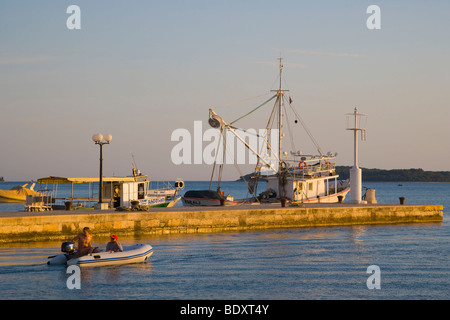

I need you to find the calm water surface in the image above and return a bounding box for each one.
[0,181,449,300]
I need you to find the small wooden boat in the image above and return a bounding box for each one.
[183,190,225,206]
[48,243,153,267]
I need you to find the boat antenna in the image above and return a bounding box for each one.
[131,152,139,177]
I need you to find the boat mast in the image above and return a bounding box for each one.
[271,57,290,172]
[278,58,283,171]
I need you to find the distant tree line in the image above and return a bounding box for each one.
[237,167,450,182]
[335,166,450,182]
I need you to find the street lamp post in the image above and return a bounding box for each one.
[92,133,112,209]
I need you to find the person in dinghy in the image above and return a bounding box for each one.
[71,227,99,256]
[106,234,123,252]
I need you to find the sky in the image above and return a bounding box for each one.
[1,0,449,181]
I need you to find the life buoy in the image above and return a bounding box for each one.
[175,180,184,189]
[299,162,307,169]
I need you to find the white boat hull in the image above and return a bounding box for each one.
[293,187,350,203]
[48,244,153,267]
[140,196,181,207]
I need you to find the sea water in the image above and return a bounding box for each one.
[0,181,449,301]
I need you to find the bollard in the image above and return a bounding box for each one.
[65,201,73,210]
[281,198,287,207]
[220,198,225,206]
[337,196,343,203]
[366,189,377,204]
[399,197,405,205]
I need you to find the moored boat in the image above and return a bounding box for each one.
[0,183,42,203]
[183,59,350,206]
[181,189,243,206]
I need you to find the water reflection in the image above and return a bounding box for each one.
[348,225,368,244]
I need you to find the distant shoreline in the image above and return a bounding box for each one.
[2,167,450,184]
[236,167,450,183]
[336,166,450,183]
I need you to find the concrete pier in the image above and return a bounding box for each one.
[0,203,443,243]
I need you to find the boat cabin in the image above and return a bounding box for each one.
[266,175,342,202]
[262,155,349,203]
[36,175,151,209]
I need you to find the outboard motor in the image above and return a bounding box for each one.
[48,242,75,265]
[61,241,76,254]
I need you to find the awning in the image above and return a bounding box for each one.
[37,175,148,184]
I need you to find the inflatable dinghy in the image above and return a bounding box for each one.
[48,242,153,267]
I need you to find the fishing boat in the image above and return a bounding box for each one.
[182,59,350,206]
[48,242,153,267]
[35,172,184,210]
[142,179,184,208]
[128,154,184,208]
[0,183,43,203]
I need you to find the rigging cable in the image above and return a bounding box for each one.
[229,94,277,125]
[287,97,324,156]
[213,92,273,109]
[282,96,296,152]
[209,125,224,190]
[222,133,260,203]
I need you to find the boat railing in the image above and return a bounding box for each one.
[65,197,113,208]
[27,195,114,211]
[147,181,175,192]
[147,189,174,196]
[54,197,115,210]
[25,194,53,212]
[284,158,336,177]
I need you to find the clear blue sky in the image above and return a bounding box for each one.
[1,1,449,181]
